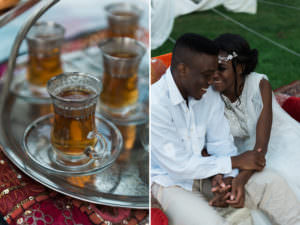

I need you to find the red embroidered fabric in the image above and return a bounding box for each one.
[151,208,168,225]
[0,147,148,225]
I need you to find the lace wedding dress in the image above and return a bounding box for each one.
[222,72,300,225]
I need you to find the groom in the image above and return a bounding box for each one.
[151,33,300,225]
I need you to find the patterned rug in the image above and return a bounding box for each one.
[275,80,300,97]
[0,148,148,225]
[273,80,300,106]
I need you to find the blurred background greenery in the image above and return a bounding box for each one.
[151,0,300,89]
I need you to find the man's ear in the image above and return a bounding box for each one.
[177,63,188,77]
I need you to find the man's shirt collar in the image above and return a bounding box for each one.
[166,68,185,106]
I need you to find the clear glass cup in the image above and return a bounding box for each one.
[98,37,146,117]
[26,21,65,87]
[105,2,142,38]
[47,72,106,166]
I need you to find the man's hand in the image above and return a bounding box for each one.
[231,148,266,171]
[209,192,230,208]
[225,174,248,208]
[211,174,231,193]
[209,175,233,207]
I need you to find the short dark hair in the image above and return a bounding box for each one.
[214,33,258,76]
[171,33,218,73]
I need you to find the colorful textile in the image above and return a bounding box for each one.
[0,147,148,225]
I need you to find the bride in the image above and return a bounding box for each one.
[211,33,300,224]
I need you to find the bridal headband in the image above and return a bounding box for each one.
[218,51,238,63]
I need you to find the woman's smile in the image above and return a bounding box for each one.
[212,79,225,91]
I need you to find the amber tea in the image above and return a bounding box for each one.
[26,21,65,87]
[105,3,142,38]
[100,52,138,109]
[108,11,139,38]
[51,89,98,156]
[47,72,103,165]
[27,49,63,86]
[98,38,146,116]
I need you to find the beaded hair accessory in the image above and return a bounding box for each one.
[218,51,238,63]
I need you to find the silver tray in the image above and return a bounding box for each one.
[0,46,149,208]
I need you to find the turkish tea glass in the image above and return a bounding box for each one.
[47,72,106,166]
[105,2,142,38]
[26,21,65,87]
[98,37,146,117]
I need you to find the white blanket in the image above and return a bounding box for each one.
[151,0,257,49]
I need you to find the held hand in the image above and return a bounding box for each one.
[232,148,266,171]
[226,176,246,208]
[209,192,230,208]
[211,175,231,193]
[210,176,233,208]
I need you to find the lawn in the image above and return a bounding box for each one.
[151,0,300,89]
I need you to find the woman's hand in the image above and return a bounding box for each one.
[209,191,230,208]
[231,148,265,171]
[211,174,231,193]
[225,172,249,208]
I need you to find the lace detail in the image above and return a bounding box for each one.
[221,95,249,138]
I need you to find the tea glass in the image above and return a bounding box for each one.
[98,37,146,117]
[47,72,106,167]
[26,21,65,88]
[105,2,142,38]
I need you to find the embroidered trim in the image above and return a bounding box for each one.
[0,183,27,199]
[4,196,35,221]
[3,191,49,223]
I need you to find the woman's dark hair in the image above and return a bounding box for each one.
[214,33,258,101]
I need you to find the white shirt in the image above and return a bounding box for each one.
[151,68,239,191]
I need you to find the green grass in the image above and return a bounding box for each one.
[151,0,300,89]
